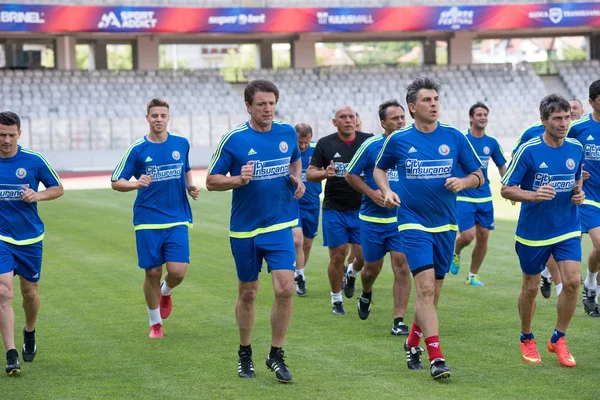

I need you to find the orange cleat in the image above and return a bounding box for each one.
[148,323,163,339]
[520,339,542,363]
[547,337,576,367]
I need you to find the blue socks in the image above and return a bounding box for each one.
[520,332,534,343]
[551,329,565,344]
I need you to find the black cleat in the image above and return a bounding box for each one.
[357,293,372,320]
[6,349,20,376]
[589,305,600,318]
[403,341,423,370]
[294,275,307,297]
[343,273,356,298]
[583,289,598,314]
[22,328,37,362]
[266,349,292,383]
[430,358,451,380]
[391,321,409,336]
[332,301,346,315]
[238,350,255,378]
[540,276,552,299]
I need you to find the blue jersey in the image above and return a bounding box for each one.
[457,130,507,202]
[0,146,61,245]
[376,122,482,232]
[513,123,544,154]
[208,121,301,238]
[347,134,399,223]
[568,114,600,205]
[501,136,583,245]
[299,142,322,208]
[111,133,193,230]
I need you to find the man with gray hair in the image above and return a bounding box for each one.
[502,94,584,367]
[375,77,483,379]
[306,105,372,315]
[292,123,322,296]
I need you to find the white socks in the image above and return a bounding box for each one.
[161,281,173,296]
[541,267,552,279]
[347,263,359,278]
[468,273,477,279]
[295,268,305,279]
[555,283,563,297]
[331,291,343,304]
[148,307,162,326]
[585,271,598,295]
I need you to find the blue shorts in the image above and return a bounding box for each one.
[298,205,320,239]
[0,240,43,283]
[230,228,296,283]
[580,204,600,234]
[401,229,456,279]
[322,209,360,248]
[135,225,190,269]
[360,220,403,262]
[515,237,581,276]
[457,200,495,232]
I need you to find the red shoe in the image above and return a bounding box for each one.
[520,339,542,363]
[547,337,576,367]
[160,294,172,319]
[148,323,163,339]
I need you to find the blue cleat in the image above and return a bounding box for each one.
[450,254,460,275]
[465,275,485,287]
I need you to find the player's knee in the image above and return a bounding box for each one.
[293,235,303,250]
[461,230,476,244]
[0,284,13,305]
[274,281,294,300]
[522,281,538,298]
[239,286,258,304]
[330,249,346,265]
[145,267,162,281]
[20,285,38,302]
[475,229,489,242]
[415,281,435,300]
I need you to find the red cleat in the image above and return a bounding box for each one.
[148,323,163,339]
[547,337,576,367]
[520,339,542,363]
[160,294,172,319]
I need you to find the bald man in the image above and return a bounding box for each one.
[570,99,584,122]
[306,106,372,315]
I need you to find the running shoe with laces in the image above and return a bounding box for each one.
[5,349,20,376]
[148,323,163,339]
[450,254,460,275]
[430,358,451,379]
[465,275,485,286]
[391,321,409,336]
[343,273,356,298]
[547,337,576,367]
[294,275,307,297]
[357,292,372,320]
[520,338,542,363]
[403,341,423,370]
[540,276,552,299]
[332,301,346,316]
[22,327,37,362]
[266,349,292,383]
[238,350,255,378]
[583,289,598,314]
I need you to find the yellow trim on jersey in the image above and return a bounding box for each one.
[513,122,543,149]
[501,137,541,185]
[229,219,298,239]
[20,148,62,185]
[134,222,193,231]
[207,123,246,173]
[359,214,397,224]
[0,233,44,246]
[583,199,600,209]
[515,231,581,247]
[398,223,458,233]
[347,135,383,172]
[456,196,493,203]
[111,138,145,181]
[565,138,583,147]
[375,126,411,166]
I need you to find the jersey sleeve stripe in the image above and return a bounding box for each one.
[501,138,540,185]
[207,124,246,173]
[567,115,590,134]
[20,148,62,184]
[111,139,144,181]
[347,136,381,172]
[375,131,399,166]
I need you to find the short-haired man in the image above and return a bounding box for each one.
[206,79,305,383]
[570,99,584,121]
[292,123,322,296]
[567,80,600,317]
[450,102,507,286]
[346,99,412,335]
[111,99,199,339]
[502,94,584,367]
[375,78,483,379]
[0,111,64,375]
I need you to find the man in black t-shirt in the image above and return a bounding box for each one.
[306,105,372,315]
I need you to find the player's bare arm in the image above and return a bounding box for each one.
[501,183,556,203]
[206,161,254,191]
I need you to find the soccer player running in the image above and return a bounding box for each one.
[292,123,322,297]
[111,99,199,339]
[501,94,584,367]
[375,78,483,380]
[206,80,305,383]
[450,102,507,286]
[346,100,412,335]
[0,111,64,376]
[306,106,371,315]
[567,80,600,317]
[570,99,584,122]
